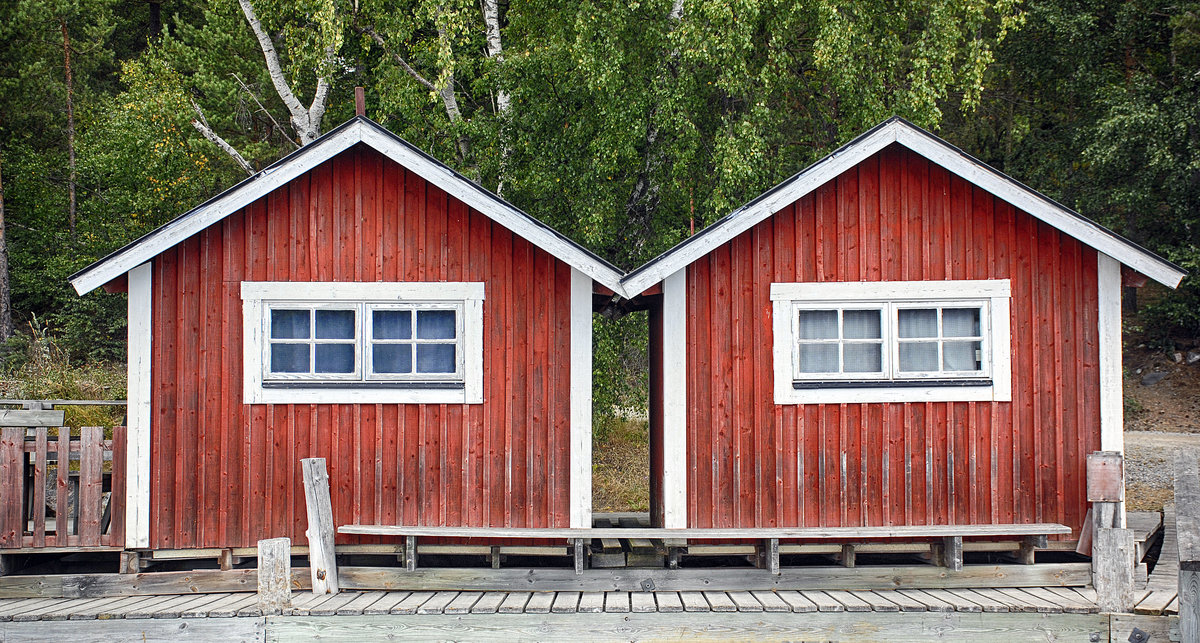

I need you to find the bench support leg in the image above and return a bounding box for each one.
[118,550,140,574]
[760,539,780,574]
[490,545,501,569]
[839,544,856,568]
[1016,535,1046,565]
[573,539,586,575]
[939,536,963,571]
[404,535,417,572]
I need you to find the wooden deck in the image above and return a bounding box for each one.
[1135,505,1182,616]
[0,588,1180,643]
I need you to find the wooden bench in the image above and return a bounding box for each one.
[339,523,1071,574]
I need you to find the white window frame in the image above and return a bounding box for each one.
[771,280,1011,404]
[242,282,485,404]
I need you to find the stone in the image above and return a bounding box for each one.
[1188,350,1200,365]
[1141,371,1169,386]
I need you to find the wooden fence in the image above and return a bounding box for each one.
[0,426,126,550]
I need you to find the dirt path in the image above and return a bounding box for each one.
[1125,431,1200,510]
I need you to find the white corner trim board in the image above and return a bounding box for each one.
[620,118,1184,297]
[771,279,1013,405]
[70,118,626,297]
[241,281,485,404]
[126,262,152,549]
[1097,254,1123,453]
[569,268,593,528]
[661,269,688,528]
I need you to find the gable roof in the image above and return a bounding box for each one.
[620,116,1186,297]
[70,116,626,295]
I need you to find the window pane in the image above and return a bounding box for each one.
[943,341,981,371]
[843,310,881,339]
[416,344,456,373]
[315,344,355,373]
[373,344,412,374]
[798,344,838,373]
[898,309,937,338]
[416,310,457,339]
[843,343,883,373]
[898,342,938,372]
[943,308,981,337]
[271,310,310,339]
[373,310,411,340]
[315,309,355,339]
[797,310,838,339]
[270,344,309,373]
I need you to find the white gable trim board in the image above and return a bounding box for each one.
[70,118,625,297]
[620,118,1185,297]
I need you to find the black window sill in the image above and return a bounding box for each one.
[793,378,992,390]
[263,381,465,390]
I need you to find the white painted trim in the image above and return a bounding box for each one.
[621,119,1184,296]
[770,279,1011,301]
[71,119,626,296]
[1098,254,1123,453]
[569,269,593,528]
[771,279,1012,405]
[240,281,485,404]
[661,269,688,528]
[125,263,152,549]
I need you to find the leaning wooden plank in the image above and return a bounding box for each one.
[550,591,579,614]
[301,458,339,594]
[468,592,505,614]
[415,591,459,615]
[443,592,482,615]
[630,592,657,613]
[749,591,791,613]
[726,591,764,612]
[577,591,605,613]
[334,591,388,616]
[850,590,900,612]
[799,590,845,612]
[361,592,410,616]
[497,592,530,614]
[679,591,709,612]
[604,591,630,613]
[654,592,684,613]
[775,591,818,613]
[523,592,555,614]
[335,563,1092,592]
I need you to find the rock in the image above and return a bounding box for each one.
[1141,371,1169,386]
[1174,352,1184,363]
[1188,350,1200,365]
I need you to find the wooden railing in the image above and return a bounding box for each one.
[0,426,126,550]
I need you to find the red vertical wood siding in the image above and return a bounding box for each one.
[685,145,1100,533]
[151,145,573,549]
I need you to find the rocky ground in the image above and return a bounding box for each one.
[1123,341,1200,511]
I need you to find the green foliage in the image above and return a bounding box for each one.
[592,312,649,437]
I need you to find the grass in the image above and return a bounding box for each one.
[592,417,650,513]
[0,326,126,428]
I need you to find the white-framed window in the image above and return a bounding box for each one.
[771,280,1011,404]
[241,282,484,404]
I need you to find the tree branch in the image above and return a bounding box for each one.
[190,100,255,175]
[237,0,315,143]
[358,24,438,92]
[308,39,339,128]
[231,73,300,149]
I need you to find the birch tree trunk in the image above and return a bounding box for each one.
[482,0,511,194]
[237,0,335,145]
[0,150,13,342]
[434,13,471,164]
[61,18,77,242]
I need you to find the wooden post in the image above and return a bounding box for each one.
[404,535,417,572]
[838,543,856,569]
[573,539,585,575]
[762,539,780,575]
[257,537,292,616]
[301,458,338,594]
[1016,534,1046,565]
[1090,451,1133,612]
[118,550,140,574]
[1174,450,1200,640]
[218,548,235,571]
[940,537,963,572]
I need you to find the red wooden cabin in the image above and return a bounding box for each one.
[623,117,1185,537]
[70,116,625,551]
